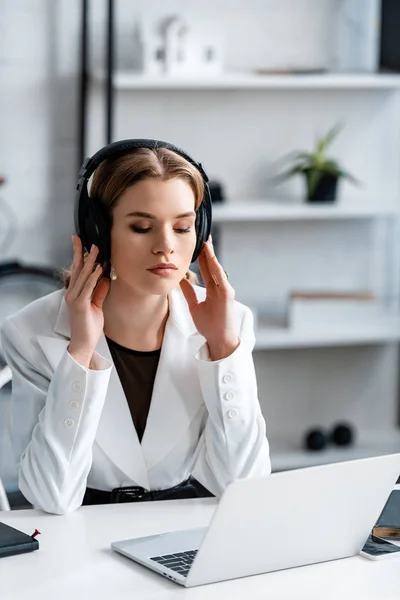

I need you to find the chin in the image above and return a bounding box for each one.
[143,275,182,295]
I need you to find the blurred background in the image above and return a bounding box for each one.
[1,0,400,508]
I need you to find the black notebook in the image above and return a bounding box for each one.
[373,490,400,539]
[0,522,39,558]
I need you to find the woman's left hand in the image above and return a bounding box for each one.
[180,236,240,360]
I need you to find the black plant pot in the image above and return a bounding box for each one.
[304,171,339,203]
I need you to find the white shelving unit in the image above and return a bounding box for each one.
[212,199,400,350]
[254,320,400,350]
[212,200,400,222]
[89,60,400,472]
[270,429,400,472]
[92,70,400,90]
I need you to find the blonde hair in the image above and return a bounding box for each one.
[63,146,205,287]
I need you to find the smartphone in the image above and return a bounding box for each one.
[359,534,400,560]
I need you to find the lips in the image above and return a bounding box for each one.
[148,263,177,271]
[147,263,178,278]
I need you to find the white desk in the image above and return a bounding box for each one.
[1,495,400,600]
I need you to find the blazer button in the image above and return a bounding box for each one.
[64,418,75,428]
[72,381,82,393]
[227,408,238,420]
[222,373,233,384]
[224,391,235,401]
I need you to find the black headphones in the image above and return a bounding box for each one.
[75,139,212,265]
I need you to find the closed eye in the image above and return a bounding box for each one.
[130,226,151,233]
[130,226,191,234]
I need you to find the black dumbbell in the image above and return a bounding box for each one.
[304,422,354,451]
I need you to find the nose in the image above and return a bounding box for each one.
[151,229,175,256]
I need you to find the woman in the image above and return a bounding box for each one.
[1,140,271,514]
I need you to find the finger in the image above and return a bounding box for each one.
[92,276,111,309]
[197,248,213,287]
[202,239,228,285]
[199,241,226,288]
[179,278,200,310]
[68,236,84,291]
[80,264,103,301]
[71,244,100,297]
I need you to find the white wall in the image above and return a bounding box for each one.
[0,0,80,267]
[0,1,399,467]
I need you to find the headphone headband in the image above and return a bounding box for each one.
[78,139,209,183]
[75,138,212,265]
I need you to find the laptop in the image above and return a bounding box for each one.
[111,453,400,587]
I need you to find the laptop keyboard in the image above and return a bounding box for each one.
[150,549,198,577]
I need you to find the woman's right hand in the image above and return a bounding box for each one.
[65,236,110,369]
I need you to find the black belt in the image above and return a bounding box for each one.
[82,477,214,505]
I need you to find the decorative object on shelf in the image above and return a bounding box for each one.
[287,289,387,330]
[304,422,355,452]
[277,124,359,203]
[305,429,328,451]
[132,15,223,77]
[131,20,162,76]
[330,0,381,73]
[159,15,189,76]
[208,180,225,203]
[380,0,400,73]
[331,422,354,446]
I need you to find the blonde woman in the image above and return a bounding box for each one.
[1,140,271,514]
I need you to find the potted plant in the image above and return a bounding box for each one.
[277,124,359,203]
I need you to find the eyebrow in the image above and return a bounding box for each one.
[125,211,196,219]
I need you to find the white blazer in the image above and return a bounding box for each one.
[1,286,271,514]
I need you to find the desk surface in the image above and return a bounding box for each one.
[1,493,400,600]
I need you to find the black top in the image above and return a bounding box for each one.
[106,337,161,442]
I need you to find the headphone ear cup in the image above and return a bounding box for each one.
[77,187,111,265]
[85,200,111,264]
[191,183,212,264]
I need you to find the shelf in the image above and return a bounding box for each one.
[270,429,400,472]
[212,201,400,222]
[91,70,400,90]
[254,320,400,350]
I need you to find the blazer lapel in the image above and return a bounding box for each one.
[141,287,206,472]
[36,335,70,373]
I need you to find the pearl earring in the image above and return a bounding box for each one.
[110,265,117,281]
